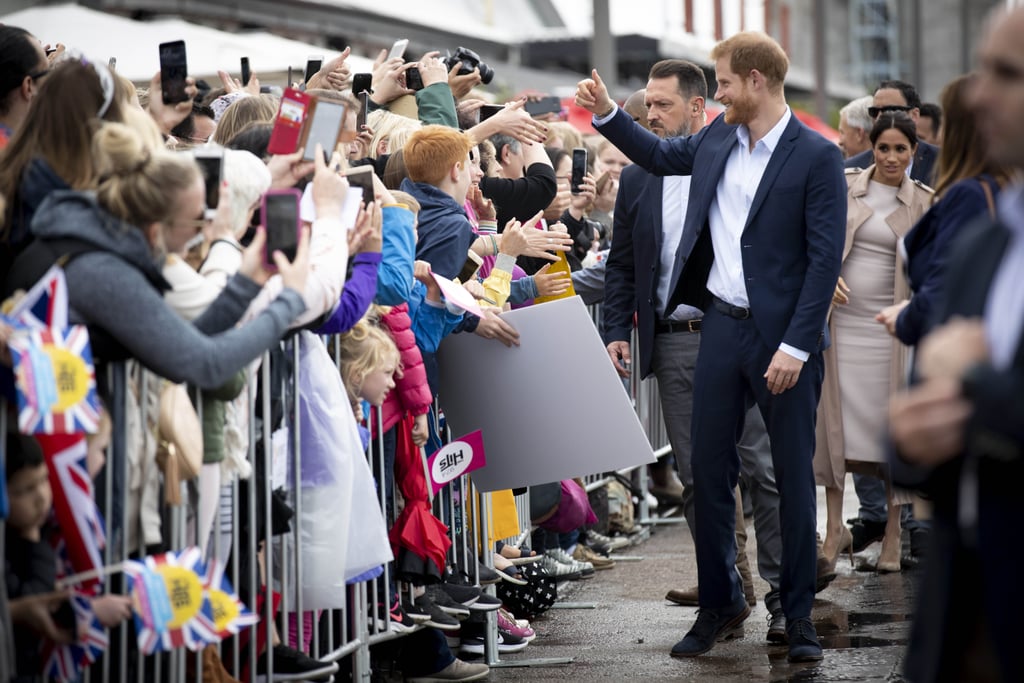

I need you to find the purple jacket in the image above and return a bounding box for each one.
[316,253,381,335]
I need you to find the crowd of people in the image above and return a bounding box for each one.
[1,3,1022,682]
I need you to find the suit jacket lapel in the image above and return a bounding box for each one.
[744,117,800,232]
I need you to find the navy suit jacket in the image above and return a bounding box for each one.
[845,140,939,186]
[601,164,673,379]
[596,107,846,355]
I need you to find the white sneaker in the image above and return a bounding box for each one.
[539,554,582,580]
[545,547,594,575]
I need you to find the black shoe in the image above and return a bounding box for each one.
[256,644,338,681]
[424,585,471,618]
[669,595,751,658]
[850,519,886,553]
[767,609,787,644]
[415,592,462,631]
[441,582,502,611]
[787,617,823,662]
[910,527,929,558]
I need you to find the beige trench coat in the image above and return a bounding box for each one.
[813,165,934,489]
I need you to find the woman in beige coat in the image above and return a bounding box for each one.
[814,112,933,574]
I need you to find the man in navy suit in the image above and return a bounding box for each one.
[577,31,845,662]
[602,59,786,640]
[890,8,1024,681]
[845,80,939,186]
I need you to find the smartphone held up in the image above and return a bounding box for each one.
[159,40,189,104]
[262,189,302,266]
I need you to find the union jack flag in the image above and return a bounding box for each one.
[36,434,106,595]
[9,325,100,434]
[41,593,108,682]
[199,558,259,639]
[126,548,220,654]
[7,265,68,330]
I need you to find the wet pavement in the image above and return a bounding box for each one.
[484,483,917,682]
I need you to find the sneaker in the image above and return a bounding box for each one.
[460,630,529,655]
[402,596,432,624]
[255,644,338,681]
[368,595,416,633]
[497,608,536,642]
[572,543,615,570]
[586,529,630,552]
[545,547,595,578]
[425,585,472,619]
[406,658,490,682]
[414,592,462,631]
[441,582,502,611]
[539,554,582,581]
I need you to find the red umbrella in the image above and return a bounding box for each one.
[387,413,451,583]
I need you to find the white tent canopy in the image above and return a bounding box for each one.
[0,3,374,83]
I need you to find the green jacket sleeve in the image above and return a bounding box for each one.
[415,83,458,128]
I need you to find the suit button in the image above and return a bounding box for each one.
[647,298,653,304]
[651,265,656,271]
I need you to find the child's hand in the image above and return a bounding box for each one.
[411,413,429,447]
[91,594,133,627]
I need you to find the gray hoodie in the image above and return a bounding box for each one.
[30,191,306,390]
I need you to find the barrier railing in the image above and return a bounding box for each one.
[3,299,674,682]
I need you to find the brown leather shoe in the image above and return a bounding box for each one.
[665,586,700,606]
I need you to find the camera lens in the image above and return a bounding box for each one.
[478,63,495,85]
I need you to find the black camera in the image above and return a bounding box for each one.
[444,47,494,85]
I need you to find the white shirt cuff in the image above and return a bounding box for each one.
[778,343,810,363]
[592,103,619,127]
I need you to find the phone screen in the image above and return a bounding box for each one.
[352,73,372,96]
[525,96,562,117]
[194,152,223,212]
[304,56,323,85]
[479,104,504,122]
[346,167,375,205]
[240,57,251,86]
[303,100,347,162]
[571,148,587,194]
[263,192,300,263]
[356,91,369,132]
[159,41,189,104]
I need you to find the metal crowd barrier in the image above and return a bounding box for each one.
[4,298,672,682]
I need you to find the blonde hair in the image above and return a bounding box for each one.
[93,121,200,229]
[710,31,789,94]
[213,95,279,146]
[222,149,272,236]
[337,316,400,409]
[387,189,420,215]
[368,109,422,159]
[546,121,584,151]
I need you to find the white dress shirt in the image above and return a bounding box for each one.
[659,175,702,321]
[986,184,1024,370]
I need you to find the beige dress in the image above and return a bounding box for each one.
[831,181,899,464]
[814,167,933,490]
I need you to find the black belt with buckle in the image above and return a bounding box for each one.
[655,318,702,334]
[712,295,752,320]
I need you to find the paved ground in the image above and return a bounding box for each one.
[482,482,916,682]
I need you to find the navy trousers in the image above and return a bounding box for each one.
[691,305,823,620]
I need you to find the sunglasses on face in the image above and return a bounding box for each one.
[868,104,912,118]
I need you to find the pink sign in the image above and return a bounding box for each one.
[429,270,486,318]
[426,430,486,495]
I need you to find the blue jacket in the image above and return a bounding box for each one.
[400,179,474,281]
[896,175,1000,346]
[374,204,416,306]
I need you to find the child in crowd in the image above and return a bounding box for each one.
[5,432,64,682]
[338,317,401,443]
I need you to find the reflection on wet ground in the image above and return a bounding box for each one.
[488,498,918,681]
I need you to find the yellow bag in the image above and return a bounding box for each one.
[533,251,577,304]
[485,489,521,546]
